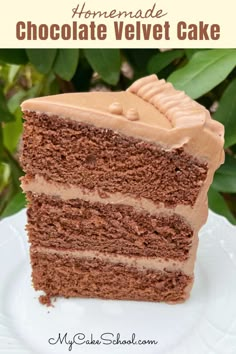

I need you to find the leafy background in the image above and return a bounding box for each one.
[0,48,235,223]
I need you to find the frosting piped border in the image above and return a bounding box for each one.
[127,74,224,136]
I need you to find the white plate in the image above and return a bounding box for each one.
[0,210,236,354]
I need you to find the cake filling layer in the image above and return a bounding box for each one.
[21,112,208,207]
[31,248,193,303]
[33,247,195,275]
[27,192,194,261]
[22,174,208,229]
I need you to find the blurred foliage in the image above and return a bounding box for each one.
[0,48,236,223]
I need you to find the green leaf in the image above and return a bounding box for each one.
[0,124,3,159]
[8,65,20,84]
[3,109,23,153]
[3,148,23,192]
[25,83,42,99]
[148,50,184,74]
[7,90,27,113]
[184,49,204,60]
[0,162,10,192]
[26,49,57,74]
[208,187,236,225]
[71,57,93,92]
[212,154,236,193]
[214,78,236,148]
[84,49,121,85]
[54,49,79,81]
[123,49,158,77]
[168,49,236,99]
[0,187,11,216]
[40,72,59,96]
[216,154,236,176]
[0,88,15,122]
[0,148,23,217]
[48,79,60,95]
[212,174,236,193]
[0,49,28,65]
[2,90,25,153]
[1,191,26,218]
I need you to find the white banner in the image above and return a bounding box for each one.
[0,0,235,47]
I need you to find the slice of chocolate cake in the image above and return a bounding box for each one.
[20,75,224,303]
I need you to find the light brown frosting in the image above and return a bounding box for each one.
[21,175,207,231]
[21,90,171,128]
[35,246,196,275]
[108,102,123,115]
[126,108,139,121]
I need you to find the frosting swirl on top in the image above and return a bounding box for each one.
[127,74,223,138]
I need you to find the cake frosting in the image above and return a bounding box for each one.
[20,75,224,304]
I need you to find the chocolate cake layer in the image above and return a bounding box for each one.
[31,248,193,303]
[21,112,208,207]
[26,192,193,261]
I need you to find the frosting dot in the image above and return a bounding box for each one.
[126,108,139,121]
[109,102,123,115]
